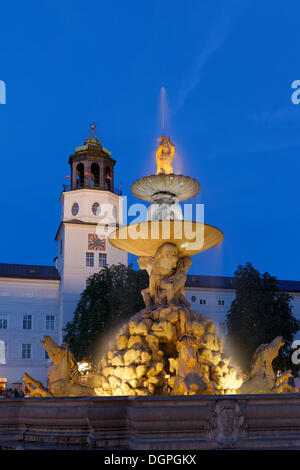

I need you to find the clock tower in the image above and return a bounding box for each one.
[55,131,127,341]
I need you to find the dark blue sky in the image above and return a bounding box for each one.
[0,0,300,280]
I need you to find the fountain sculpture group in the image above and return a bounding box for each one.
[23,136,296,397]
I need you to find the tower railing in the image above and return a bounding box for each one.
[62,182,122,196]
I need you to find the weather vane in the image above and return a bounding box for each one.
[90,123,96,137]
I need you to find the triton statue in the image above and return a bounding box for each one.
[137,243,192,308]
[156,136,175,175]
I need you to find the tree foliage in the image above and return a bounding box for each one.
[226,262,299,374]
[63,264,148,363]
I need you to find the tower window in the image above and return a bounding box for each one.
[199,299,206,305]
[23,314,32,330]
[91,163,100,187]
[92,202,101,216]
[76,163,84,188]
[0,314,8,329]
[218,300,225,306]
[86,252,94,267]
[72,203,79,216]
[22,344,31,359]
[99,253,107,267]
[105,167,111,190]
[191,296,196,302]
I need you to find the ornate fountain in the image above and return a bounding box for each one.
[24,136,296,398]
[16,135,300,452]
[92,136,244,396]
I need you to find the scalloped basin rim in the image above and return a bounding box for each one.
[131,174,201,203]
[108,220,223,257]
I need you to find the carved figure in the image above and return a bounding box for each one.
[238,336,298,394]
[138,243,191,308]
[170,335,218,395]
[24,336,96,397]
[156,136,175,175]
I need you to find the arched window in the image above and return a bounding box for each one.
[76,163,84,188]
[105,167,111,191]
[91,163,100,188]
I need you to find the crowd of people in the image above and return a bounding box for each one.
[0,388,24,398]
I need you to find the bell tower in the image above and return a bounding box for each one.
[56,128,127,342]
[69,126,115,192]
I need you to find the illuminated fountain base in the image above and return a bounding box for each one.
[93,304,242,397]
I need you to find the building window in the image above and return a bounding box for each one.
[218,300,225,306]
[99,253,107,267]
[23,314,32,330]
[0,314,8,329]
[46,315,55,331]
[60,239,63,255]
[86,252,94,267]
[0,341,6,364]
[22,344,31,359]
[191,296,196,302]
[199,299,206,305]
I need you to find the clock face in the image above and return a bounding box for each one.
[88,233,106,251]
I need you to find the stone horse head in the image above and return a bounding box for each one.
[41,336,80,393]
[248,336,284,379]
[41,336,77,367]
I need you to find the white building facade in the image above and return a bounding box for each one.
[0,267,60,388]
[185,275,300,340]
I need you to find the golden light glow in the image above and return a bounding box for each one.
[78,362,90,372]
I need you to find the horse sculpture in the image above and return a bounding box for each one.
[238,336,298,394]
[23,336,96,397]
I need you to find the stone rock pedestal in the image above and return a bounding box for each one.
[94,305,242,397]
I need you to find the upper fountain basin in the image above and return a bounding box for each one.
[131,174,201,203]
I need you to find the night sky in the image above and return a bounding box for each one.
[0,0,300,280]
